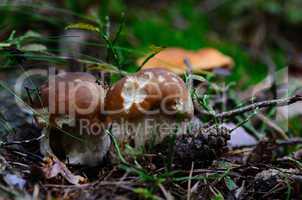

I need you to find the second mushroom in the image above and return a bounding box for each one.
[34,72,110,166]
[105,68,194,149]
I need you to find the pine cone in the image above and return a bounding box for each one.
[242,168,302,199]
[154,126,230,169]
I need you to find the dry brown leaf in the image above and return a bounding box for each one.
[137,47,234,75]
[42,154,86,185]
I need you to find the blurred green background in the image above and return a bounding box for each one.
[1,0,301,88]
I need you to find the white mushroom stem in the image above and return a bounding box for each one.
[40,125,111,166]
[61,133,110,166]
[111,115,191,148]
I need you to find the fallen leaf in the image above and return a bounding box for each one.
[42,154,86,185]
[137,47,234,75]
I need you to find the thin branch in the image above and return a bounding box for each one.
[3,146,44,162]
[208,95,302,119]
[0,134,44,146]
[256,113,288,140]
[233,137,302,149]
[277,138,302,146]
[187,162,194,200]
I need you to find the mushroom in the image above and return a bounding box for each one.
[137,47,234,75]
[34,72,110,166]
[105,68,194,148]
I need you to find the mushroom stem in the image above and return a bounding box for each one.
[40,128,54,156]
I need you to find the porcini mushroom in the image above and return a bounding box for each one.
[105,68,194,148]
[137,47,234,75]
[34,72,110,166]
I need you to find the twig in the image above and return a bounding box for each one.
[0,134,44,146]
[182,168,242,178]
[3,147,44,162]
[158,183,173,200]
[8,161,30,169]
[187,162,194,200]
[229,109,258,133]
[277,138,302,146]
[233,137,302,149]
[256,113,288,140]
[208,95,302,119]
[43,181,133,188]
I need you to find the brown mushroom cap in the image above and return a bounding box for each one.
[36,72,110,166]
[137,47,234,75]
[105,68,194,121]
[35,72,106,125]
